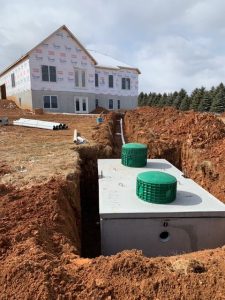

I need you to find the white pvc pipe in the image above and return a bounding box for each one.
[13,118,67,130]
[120,118,125,145]
[17,118,61,126]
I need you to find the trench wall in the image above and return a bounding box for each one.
[123,109,225,203]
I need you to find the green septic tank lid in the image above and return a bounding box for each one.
[122,143,147,149]
[121,143,148,167]
[136,171,177,204]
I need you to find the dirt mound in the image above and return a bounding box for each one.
[124,106,225,202]
[90,106,109,114]
[0,177,81,299]
[125,107,225,148]
[0,99,29,117]
[0,99,19,110]
[91,112,117,157]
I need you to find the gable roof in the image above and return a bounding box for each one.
[0,25,97,77]
[0,25,140,76]
[88,50,141,74]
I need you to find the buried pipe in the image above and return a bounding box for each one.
[120,118,125,145]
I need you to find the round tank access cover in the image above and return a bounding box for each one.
[121,143,147,168]
[136,171,177,204]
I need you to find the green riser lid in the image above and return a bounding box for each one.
[121,143,147,168]
[136,171,177,204]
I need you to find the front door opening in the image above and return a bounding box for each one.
[0,84,6,99]
[74,97,88,114]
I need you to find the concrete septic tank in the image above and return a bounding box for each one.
[98,159,225,257]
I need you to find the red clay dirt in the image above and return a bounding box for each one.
[124,106,225,203]
[1,102,225,299]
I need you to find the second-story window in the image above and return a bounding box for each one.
[122,78,130,90]
[109,75,113,88]
[81,70,86,87]
[11,73,16,87]
[95,73,99,87]
[41,65,56,82]
[75,70,79,87]
[74,68,86,88]
[49,66,56,82]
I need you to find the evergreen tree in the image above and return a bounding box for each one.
[158,93,168,107]
[210,89,225,113]
[209,86,216,100]
[165,93,174,106]
[179,95,191,111]
[138,92,149,106]
[151,93,159,106]
[214,83,225,96]
[198,91,212,112]
[138,83,225,111]
[154,93,162,106]
[190,87,205,111]
[172,89,187,109]
[138,92,145,106]
[189,88,199,110]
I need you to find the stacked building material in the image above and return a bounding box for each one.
[13,118,68,130]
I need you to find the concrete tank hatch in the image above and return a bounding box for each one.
[98,159,225,257]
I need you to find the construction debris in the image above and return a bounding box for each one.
[13,118,68,130]
[73,129,87,144]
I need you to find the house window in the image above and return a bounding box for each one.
[43,96,58,109]
[82,98,86,111]
[11,73,16,87]
[117,100,120,109]
[41,65,56,82]
[74,68,86,88]
[51,96,58,108]
[95,99,99,108]
[49,66,56,82]
[76,99,80,111]
[75,70,79,87]
[108,99,113,109]
[122,78,130,90]
[109,75,113,88]
[95,73,99,87]
[81,70,86,87]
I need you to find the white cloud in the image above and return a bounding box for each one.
[136,35,225,93]
[1,0,225,93]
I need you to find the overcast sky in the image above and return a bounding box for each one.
[1,0,225,93]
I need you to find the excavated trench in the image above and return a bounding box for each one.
[74,111,224,258]
[76,118,187,258]
[2,108,225,298]
[76,114,123,258]
[77,147,101,258]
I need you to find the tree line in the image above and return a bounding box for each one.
[138,83,225,113]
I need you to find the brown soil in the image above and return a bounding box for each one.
[124,106,225,203]
[90,106,109,114]
[1,101,225,299]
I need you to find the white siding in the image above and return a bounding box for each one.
[29,29,95,93]
[94,68,138,97]
[0,59,31,96]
